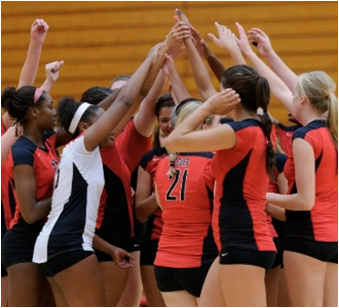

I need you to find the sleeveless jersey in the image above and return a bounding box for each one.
[274,122,298,157]
[212,119,276,253]
[283,120,338,242]
[139,147,167,242]
[154,152,218,268]
[33,134,104,263]
[6,131,58,236]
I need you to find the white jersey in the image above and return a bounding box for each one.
[33,135,104,263]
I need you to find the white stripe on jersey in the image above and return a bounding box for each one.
[33,136,104,263]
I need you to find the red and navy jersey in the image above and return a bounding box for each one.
[115,118,153,174]
[97,118,152,240]
[97,144,134,239]
[274,122,299,157]
[154,152,218,268]
[1,120,15,238]
[212,119,276,253]
[284,120,338,242]
[6,131,59,235]
[139,147,167,242]
[266,153,287,237]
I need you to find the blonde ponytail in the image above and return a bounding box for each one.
[167,152,178,178]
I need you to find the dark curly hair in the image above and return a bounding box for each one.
[1,85,46,127]
[80,86,113,105]
[57,96,102,137]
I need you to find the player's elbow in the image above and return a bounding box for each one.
[298,195,315,211]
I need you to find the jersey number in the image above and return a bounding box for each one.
[165,169,188,201]
[54,168,60,190]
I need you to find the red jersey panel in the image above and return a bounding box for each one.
[139,147,167,241]
[97,118,153,240]
[212,119,276,253]
[97,144,134,239]
[284,120,338,242]
[154,152,218,268]
[1,121,15,228]
[115,118,152,173]
[1,120,15,234]
[275,123,298,157]
[6,131,59,230]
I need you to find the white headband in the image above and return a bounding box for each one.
[68,102,91,134]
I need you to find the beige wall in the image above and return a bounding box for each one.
[2,1,338,123]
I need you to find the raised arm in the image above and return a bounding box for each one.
[208,22,246,65]
[133,71,167,138]
[18,19,49,88]
[40,60,64,93]
[248,27,298,91]
[177,10,218,100]
[161,53,190,103]
[235,22,294,114]
[190,25,226,81]
[1,125,22,164]
[164,89,240,153]
[84,44,168,151]
[2,19,49,129]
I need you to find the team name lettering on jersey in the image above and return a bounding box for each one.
[174,158,190,167]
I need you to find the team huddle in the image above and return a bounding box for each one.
[1,9,338,307]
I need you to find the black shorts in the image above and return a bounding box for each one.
[154,263,212,297]
[284,237,338,263]
[39,250,93,277]
[271,237,283,269]
[219,247,276,271]
[94,234,142,262]
[1,229,37,270]
[272,218,286,248]
[140,240,159,266]
[1,263,8,277]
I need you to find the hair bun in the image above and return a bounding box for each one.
[1,87,16,109]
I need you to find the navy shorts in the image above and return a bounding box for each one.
[271,237,283,269]
[1,229,37,270]
[39,250,93,277]
[219,247,276,271]
[284,237,338,263]
[140,240,159,266]
[94,234,142,262]
[154,263,212,297]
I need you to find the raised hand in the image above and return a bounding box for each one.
[45,60,64,83]
[161,53,176,77]
[147,41,167,64]
[175,8,190,26]
[204,88,241,115]
[190,26,211,59]
[234,22,254,57]
[165,21,190,58]
[247,28,274,58]
[111,247,135,269]
[30,19,49,45]
[208,22,238,51]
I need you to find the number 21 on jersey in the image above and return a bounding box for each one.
[165,169,188,202]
